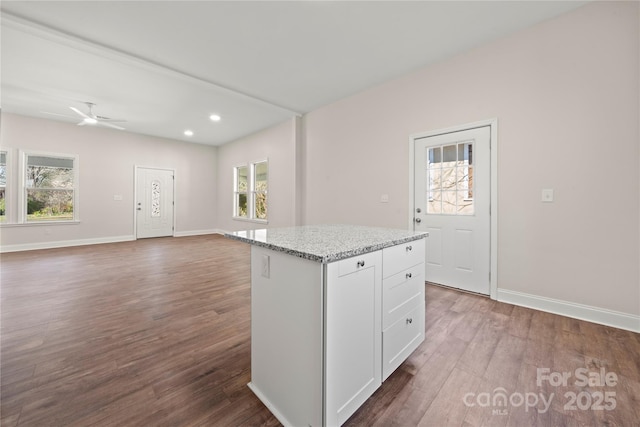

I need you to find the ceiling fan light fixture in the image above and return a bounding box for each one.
[184,130,194,137]
[83,117,98,125]
[209,114,221,122]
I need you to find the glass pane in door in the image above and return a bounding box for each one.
[426,142,474,215]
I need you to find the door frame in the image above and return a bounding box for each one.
[408,118,498,299]
[134,165,176,239]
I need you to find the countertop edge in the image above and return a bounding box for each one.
[225,232,427,264]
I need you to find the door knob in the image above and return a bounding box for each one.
[415,218,421,223]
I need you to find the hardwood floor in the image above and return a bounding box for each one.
[1,235,638,426]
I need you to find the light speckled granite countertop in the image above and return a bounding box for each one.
[225,224,428,263]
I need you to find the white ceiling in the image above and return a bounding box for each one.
[1,1,588,146]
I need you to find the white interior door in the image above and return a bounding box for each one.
[413,126,490,294]
[136,167,174,239]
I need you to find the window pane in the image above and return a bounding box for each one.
[151,180,161,217]
[26,165,73,188]
[24,154,76,222]
[428,147,441,166]
[27,156,73,169]
[443,144,457,163]
[254,161,268,192]
[428,168,440,192]
[26,189,73,221]
[236,193,247,217]
[254,192,267,219]
[441,167,456,190]
[236,166,248,192]
[457,142,473,166]
[457,166,470,191]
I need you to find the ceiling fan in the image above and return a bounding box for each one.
[69,102,126,130]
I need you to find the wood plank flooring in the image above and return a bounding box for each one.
[1,235,639,426]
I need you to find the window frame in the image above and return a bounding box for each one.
[19,150,80,224]
[233,159,268,223]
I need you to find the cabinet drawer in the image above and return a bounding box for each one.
[382,264,424,329]
[382,304,425,381]
[334,250,380,277]
[382,239,425,279]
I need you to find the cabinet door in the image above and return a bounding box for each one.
[325,250,382,426]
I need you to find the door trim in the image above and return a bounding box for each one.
[134,165,176,239]
[408,119,498,300]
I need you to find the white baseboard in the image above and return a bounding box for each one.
[173,229,224,237]
[497,288,640,333]
[0,235,136,253]
[1,230,231,253]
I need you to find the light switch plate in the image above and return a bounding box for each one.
[542,189,554,203]
[380,194,389,203]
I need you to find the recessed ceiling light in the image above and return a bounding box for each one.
[184,130,194,137]
[209,114,221,122]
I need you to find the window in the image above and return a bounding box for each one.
[427,142,474,215]
[24,153,78,222]
[252,161,268,220]
[0,151,6,222]
[234,160,268,221]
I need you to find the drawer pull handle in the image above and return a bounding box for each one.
[357,260,365,268]
[406,273,412,279]
[406,245,413,252]
[406,318,413,325]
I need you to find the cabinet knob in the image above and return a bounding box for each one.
[406,318,413,325]
[406,273,412,279]
[406,245,413,252]
[357,260,365,268]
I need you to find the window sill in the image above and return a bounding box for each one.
[0,220,81,228]
[232,217,268,225]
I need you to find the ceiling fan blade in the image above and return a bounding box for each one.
[98,122,125,131]
[96,118,127,123]
[42,111,76,119]
[77,120,87,126]
[70,106,91,120]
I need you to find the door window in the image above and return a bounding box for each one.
[426,142,474,215]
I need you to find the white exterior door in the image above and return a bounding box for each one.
[413,126,491,294]
[136,167,174,239]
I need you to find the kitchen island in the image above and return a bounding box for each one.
[225,225,428,427]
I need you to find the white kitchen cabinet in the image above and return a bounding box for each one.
[325,250,382,426]
[227,225,427,427]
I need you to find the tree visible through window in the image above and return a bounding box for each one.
[25,154,76,222]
